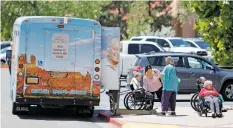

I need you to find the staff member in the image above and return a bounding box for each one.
[160,56,180,116]
[143,65,162,109]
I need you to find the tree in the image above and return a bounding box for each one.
[126,1,173,38]
[1,1,109,41]
[176,1,233,66]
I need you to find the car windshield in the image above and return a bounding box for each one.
[195,41,210,49]
[0,47,11,54]
[169,39,190,47]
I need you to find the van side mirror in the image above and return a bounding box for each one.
[6,50,12,60]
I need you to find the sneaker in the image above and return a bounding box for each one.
[158,111,166,116]
[217,113,223,118]
[169,112,176,116]
[222,108,227,112]
[212,113,216,118]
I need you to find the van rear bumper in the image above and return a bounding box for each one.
[16,97,100,106]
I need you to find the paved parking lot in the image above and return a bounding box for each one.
[1,68,232,128]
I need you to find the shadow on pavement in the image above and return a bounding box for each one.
[156,114,188,117]
[17,108,108,123]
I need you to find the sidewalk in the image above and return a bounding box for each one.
[99,107,233,128]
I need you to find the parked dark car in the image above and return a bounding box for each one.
[127,52,233,101]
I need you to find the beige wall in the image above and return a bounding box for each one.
[172,15,197,38]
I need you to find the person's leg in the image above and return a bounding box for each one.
[213,97,221,115]
[155,87,162,102]
[161,90,172,112]
[204,96,216,118]
[169,91,177,113]
[145,92,153,106]
[150,92,155,109]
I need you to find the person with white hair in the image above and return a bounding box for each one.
[101,37,121,90]
[199,80,223,118]
[106,38,121,70]
[160,56,180,116]
[130,72,142,90]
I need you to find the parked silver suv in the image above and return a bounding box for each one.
[127,52,233,101]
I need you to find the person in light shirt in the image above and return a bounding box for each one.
[130,72,142,90]
[106,38,121,70]
[143,65,162,109]
[101,37,121,90]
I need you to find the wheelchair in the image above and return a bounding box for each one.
[123,84,154,110]
[190,79,223,117]
[196,96,222,117]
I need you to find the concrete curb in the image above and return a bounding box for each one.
[98,108,233,128]
[0,65,8,68]
[99,111,124,128]
[99,111,181,128]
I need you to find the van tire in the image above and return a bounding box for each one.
[1,60,5,66]
[12,102,19,115]
[221,82,233,101]
[86,107,94,117]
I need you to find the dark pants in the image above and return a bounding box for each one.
[146,87,162,108]
[155,87,162,102]
[161,90,176,112]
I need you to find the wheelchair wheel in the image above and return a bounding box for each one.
[198,111,202,117]
[125,93,144,110]
[124,92,132,109]
[190,93,199,111]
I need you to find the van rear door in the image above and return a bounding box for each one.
[24,27,78,97]
[44,29,77,72]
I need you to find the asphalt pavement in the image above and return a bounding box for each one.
[1,68,232,128]
[0,68,114,128]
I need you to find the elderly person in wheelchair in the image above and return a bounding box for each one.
[128,72,154,110]
[198,80,223,118]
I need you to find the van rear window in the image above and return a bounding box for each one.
[134,57,148,67]
[147,56,165,66]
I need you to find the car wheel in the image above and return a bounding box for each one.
[221,82,233,101]
[1,60,6,66]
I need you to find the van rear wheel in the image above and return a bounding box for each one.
[1,60,5,66]
[12,102,19,115]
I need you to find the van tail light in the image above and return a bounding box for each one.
[95,67,100,72]
[133,66,143,72]
[19,64,24,69]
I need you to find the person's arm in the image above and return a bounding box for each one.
[199,88,206,97]
[161,65,172,83]
[213,88,220,96]
[153,69,161,75]
[152,73,162,83]
[143,77,149,91]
